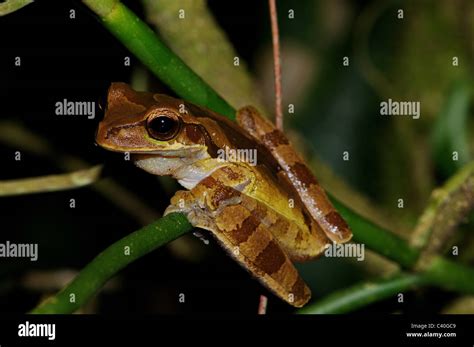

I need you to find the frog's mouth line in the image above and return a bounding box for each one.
[131,148,206,159]
[131,152,184,159]
[136,153,182,158]
[96,141,204,158]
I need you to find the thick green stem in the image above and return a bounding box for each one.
[142,0,265,111]
[31,213,192,314]
[333,199,419,268]
[82,0,235,119]
[299,256,474,314]
[423,256,474,294]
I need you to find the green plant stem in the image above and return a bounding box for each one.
[422,256,474,294]
[0,166,102,196]
[142,0,265,111]
[29,199,474,314]
[82,0,235,119]
[333,199,419,268]
[411,161,474,253]
[299,255,474,314]
[30,213,192,314]
[0,0,33,16]
[298,273,427,314]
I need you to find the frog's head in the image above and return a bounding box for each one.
[96,82,236,177]
[96,82,212,158]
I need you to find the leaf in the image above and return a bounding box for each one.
[432,80,472,177]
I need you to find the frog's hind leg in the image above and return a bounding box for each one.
[236,106,352,244]
[164,171,311,307]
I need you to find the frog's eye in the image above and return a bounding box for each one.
[146,114,181,140]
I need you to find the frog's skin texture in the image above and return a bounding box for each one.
[96,83,352,307]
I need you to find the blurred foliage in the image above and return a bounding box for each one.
[283,0,473,231]
[142,0,266,112]
[432,81,472,177]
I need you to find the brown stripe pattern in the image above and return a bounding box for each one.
[213,197,311,307]
[237,106,352,244]
[166,166,313,307]
[198,165,330,260]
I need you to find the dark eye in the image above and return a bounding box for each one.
[146,115,180,140]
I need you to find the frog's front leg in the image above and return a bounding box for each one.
[165,164,254,216]
[164,165,311,307]
[237,106,352,244]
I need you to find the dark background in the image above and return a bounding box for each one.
[0,0,472,314]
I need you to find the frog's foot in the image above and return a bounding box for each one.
[165,190,197,214]
[164,190,211,230]
[165,164,252,218]
[164,179,243,231]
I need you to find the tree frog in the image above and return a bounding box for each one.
[96,82,352,307]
